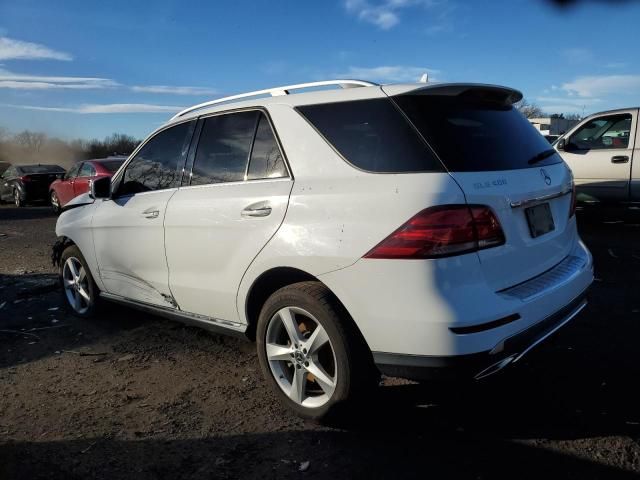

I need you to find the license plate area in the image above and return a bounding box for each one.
[525,203,555,238]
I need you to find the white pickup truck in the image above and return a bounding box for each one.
[555,107,638,205]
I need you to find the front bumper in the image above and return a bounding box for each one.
[374,289,588,380]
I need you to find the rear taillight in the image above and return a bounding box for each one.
[364,205,505,259]
[20,175,32,182]
[569,181,577,218]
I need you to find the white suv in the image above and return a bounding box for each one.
[53,79,594,419]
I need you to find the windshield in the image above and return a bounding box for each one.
[101,160,125,173]
[17,165,65,174]
[394,95,563,172]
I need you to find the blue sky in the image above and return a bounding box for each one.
[1,0,639,140]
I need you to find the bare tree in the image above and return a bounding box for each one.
[514,98,545,119]
[14,130,47,152]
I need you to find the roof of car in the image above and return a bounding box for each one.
[162,80,523,129]
[14,164,64,169]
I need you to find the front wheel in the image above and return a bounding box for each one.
[256,281,377,420]
[59,245,99,318]
[50,190,61,213]
[14,189,24,207]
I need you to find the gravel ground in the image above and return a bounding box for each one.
[1,203,639,479]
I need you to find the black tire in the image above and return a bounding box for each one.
[50,190,61,214]
[256,281,377,420]
[59,245,100,318]
[14,189,25,207]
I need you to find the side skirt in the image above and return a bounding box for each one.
[100,292,248,340]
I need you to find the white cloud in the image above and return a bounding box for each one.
[131,85,217,95]
[0,36,72,61]
[0,69,117,90]
[561,74,640,97]
[333,65,439,83]
[3,103,185,114]
[537,96,602,106]
[344,0,440,30]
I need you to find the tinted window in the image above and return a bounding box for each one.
[17,164,65,174]
[64,163,81,180]
[3,167,17,178]
[79,163,95,177]
[191,111,259,185]
[394,95,562,172]
[297,98,442,173]
[119,121,194,195]
[101,160,125,173]
[568,114,632,150]
[247,114,288,180]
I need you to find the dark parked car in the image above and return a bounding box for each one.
[0,164,65,207]
[49,157,125,212]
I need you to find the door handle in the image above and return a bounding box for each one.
[142,208,160,219]
[241,205,272,218]
[611,155,629,164]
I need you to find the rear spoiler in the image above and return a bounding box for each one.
[382,83,523,106]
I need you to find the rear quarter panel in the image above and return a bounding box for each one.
[236,104,466,324]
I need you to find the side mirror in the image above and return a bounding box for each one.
[90,176,111,199]
[556,138,566,151]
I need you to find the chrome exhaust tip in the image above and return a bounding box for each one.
[474,354,518,380]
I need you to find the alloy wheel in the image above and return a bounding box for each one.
[14,190,20,207]
[51,191,60,211]
[62,257,91,314]
[265,306,337,408]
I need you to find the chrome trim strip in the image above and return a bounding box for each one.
[511,299,587,363]
[509,185,572,208]
[474,355,517,380]
[100,292,247,338]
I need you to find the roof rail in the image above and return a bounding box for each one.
[170,79,378,120]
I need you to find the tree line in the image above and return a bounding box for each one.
[0,127,140,170]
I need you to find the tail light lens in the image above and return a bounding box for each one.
[364,205,505,259]
[20,175,32,182]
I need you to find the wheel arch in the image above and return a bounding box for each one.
[243,267,371,356]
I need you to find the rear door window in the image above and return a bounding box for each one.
[118,120,195,195]
[246,113,288,180]
[393,94,562,172]
[297,98,443,173]
[191,111,259,185]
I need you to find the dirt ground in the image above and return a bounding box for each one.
[1,203,639,479]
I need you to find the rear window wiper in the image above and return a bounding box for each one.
[527,149,557,165]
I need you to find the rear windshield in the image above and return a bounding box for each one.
[17,165,65,174]
[101,160,125,173]
[394,95,563,172]
[297,98,444,173]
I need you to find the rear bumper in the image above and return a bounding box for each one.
[374,289,588,380]
[21,183,50,202]
[319,232,594,376]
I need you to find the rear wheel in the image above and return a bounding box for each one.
[256,281,377,420]
[59,245,99,318]
[14,189,24,207]
[50,190,61,213]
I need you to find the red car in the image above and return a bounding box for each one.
[49,157,126,212]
